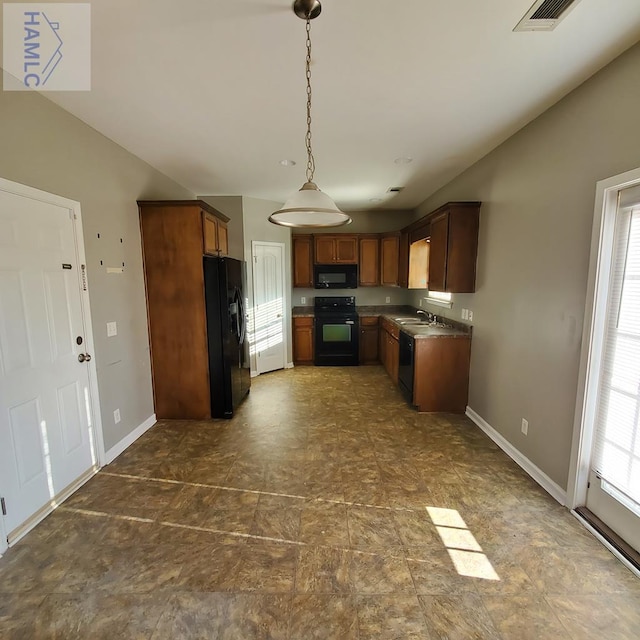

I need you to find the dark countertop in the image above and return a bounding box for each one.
[292,305,471,339]
[292,304,414,318]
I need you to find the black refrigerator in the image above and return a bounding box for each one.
[203,256,251,418]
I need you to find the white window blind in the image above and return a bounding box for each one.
[593,199,640,510]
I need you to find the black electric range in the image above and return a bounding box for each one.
[313,296,359,366]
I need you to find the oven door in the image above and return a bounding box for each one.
[314,315,359,366]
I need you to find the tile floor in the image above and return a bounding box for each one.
[1,366,639,639]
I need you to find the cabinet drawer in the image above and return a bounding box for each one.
[360,316,379,326]
[294,316,313,327]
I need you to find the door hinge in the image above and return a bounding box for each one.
[1,497,6,516]
[587,481,590,489]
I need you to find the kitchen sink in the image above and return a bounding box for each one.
[393,317,449,328]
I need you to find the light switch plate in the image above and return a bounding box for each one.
[301,297,306,305]
[385,297,391,303]
[107,321,117,337]
[113,409,121,424]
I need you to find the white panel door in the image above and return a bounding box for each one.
[252,242,286,375]
[0,188,97,539]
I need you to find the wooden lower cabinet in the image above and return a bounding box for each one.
[293,317,314,365]
[359,316,379,364]
[379,318,399,383]
[413,336,471,412]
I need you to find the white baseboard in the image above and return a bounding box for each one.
[6,465,97,548]
[105,414,157,464]
[465,406,567,506]
[286,362,294,369]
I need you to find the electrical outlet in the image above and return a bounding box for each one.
[106,321,117,337]
[114,409,121,424]
[521,418,528,435]
[468,311,474,322]
[419,299,423,307]
[461,308,467,320]
[301,296,306,305]
[385,297,391,303]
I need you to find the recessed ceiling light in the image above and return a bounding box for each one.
[279,159,297,167]
[394,157,413,165]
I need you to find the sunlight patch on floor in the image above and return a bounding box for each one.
[427,506,500,581]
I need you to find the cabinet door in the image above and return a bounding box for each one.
[359,317,379,364]
[293,317,314,364]
[381,235,400,286]
[217,222,229,256]
[428,212,448,292]
[314,236,335,264]
[379,326,387,370]
[293,235,313,288]
[359,237,380,286]
[398,231,410,288]
[203,213,219,255]
[389,335,399,385]
[446,207,479,293]
[335,236,358,263]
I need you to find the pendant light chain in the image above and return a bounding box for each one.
[305,17,316,184]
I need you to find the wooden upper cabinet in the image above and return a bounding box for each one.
[335,236,358,263]
[359,236,380,286]
[380,234,400,286]
[428,213,448,292]
[314,235,335,264]
[427,202,480,293]
[398,231,410,288]
[203,211,229,257]
[314,235,358,264]
[203,213,219,255]
[292,235,313,288]
[217,221,229,256]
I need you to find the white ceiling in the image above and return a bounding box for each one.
[37,1,640,210]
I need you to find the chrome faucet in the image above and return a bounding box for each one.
[416,310,433,323]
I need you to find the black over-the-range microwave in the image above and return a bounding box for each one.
[314,263,358,289]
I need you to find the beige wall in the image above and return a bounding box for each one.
[295,209,415,235]
[0,90,193,452]
[410,41,640,490]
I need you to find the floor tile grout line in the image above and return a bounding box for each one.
[58,505,421,560]
[99,470,419,513]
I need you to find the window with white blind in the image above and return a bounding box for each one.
[593,197,640,513]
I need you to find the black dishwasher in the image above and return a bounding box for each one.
[398,331,415,404]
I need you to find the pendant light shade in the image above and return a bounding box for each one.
[269,182,352,228]
[269,1,352,228]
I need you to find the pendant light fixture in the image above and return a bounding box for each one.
[269,0,351,228]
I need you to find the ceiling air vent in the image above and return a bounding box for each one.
[514,0,583,32]
[388,187,404,193]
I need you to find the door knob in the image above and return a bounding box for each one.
[78,353,92,363]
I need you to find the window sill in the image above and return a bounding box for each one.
[424,296,453,309]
